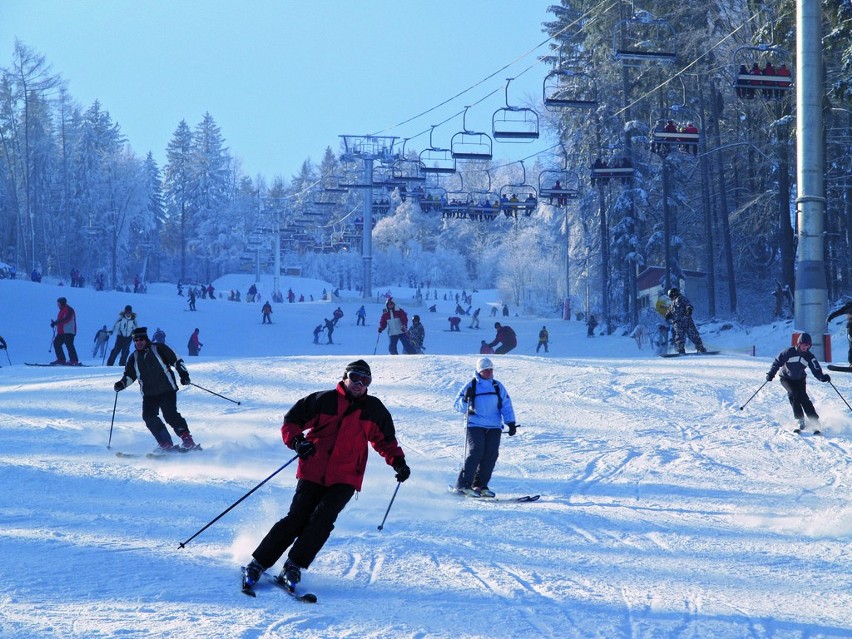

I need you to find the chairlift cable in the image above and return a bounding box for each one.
[367,3,614,138]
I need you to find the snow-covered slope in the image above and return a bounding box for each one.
[1,276,851,638]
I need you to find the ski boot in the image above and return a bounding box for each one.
[793,419,806,434]
[278,559,302,589]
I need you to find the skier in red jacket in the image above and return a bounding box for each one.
[487,322,517,354]
[242,360,410,592]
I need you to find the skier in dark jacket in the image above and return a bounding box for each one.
[241,360,410,592]
[766,332,830,434]
[113,327,199,451]
[664,288,706,354]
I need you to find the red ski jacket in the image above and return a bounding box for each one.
[281,382,405,491]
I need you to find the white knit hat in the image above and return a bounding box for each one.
[476,357,493,373]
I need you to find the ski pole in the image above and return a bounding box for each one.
[4,347,11,366]
[373,332,381,355]
[189,382,242,405]
[107,391,118,449]
[739,380,769,410]
[49,327,56,353]
[828,380,852,412]
[377,481,402,531]
[178,455,299,548]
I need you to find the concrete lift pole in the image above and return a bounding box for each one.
[795,0,829,358]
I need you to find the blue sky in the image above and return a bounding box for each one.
[2,1,558,180]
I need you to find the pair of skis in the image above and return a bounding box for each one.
[241,568,317,603]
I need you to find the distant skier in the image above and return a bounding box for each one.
[355,305,366,326]
[262,301,273,324]
[152,328,166,345]
[377,297,415,355]
[536,326,549,353]
[93,325,110,358]
[187,328,202,356]
[107,305,137,366]
[50,297,79,365]
[407,315,425,353]
[448,316,462,332]
[312,324,324,344]
[323,318,335,345]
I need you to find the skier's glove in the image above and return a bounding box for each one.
[766,372,774,382]
[392,458,411,482]
[50,320,56,328]
[179,373,190,386]
[291,435,316,459]
[114,380,125,392]
[506,422,517,436]
[822,374,831,383]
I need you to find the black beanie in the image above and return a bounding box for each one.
[344,359,372,378]
[131,326,149,340]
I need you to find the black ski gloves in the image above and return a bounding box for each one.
[766,372,774,382]
[175,360,190,385]
[506,422,517,436]
[113,380,125,392]
[822,374,831,383]
[291,434,316,459]
[392,458,410,482]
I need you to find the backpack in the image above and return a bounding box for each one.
[467,378,502,412]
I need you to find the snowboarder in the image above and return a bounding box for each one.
[407,315,425,353]
[664,288,706,354]
[113,326,198,452]
[487,322,517,354]
[241,360,409,591]
[50,297,78,365]
[261,301,273,324]
[452,357,516,498]
[93,325,110,358]
[187,328,202,356]
[765,332,831,434]
[107,305,137,366]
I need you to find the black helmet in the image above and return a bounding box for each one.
[667,287,680,298]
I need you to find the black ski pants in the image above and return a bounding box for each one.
[253,479,355,570]
[53,333,78,362]
[456,426,501,490]
[780,377,819,421]
[142,391,190,446]
[108,335,132,366]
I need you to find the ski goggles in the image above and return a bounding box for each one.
[347,372,372,387]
